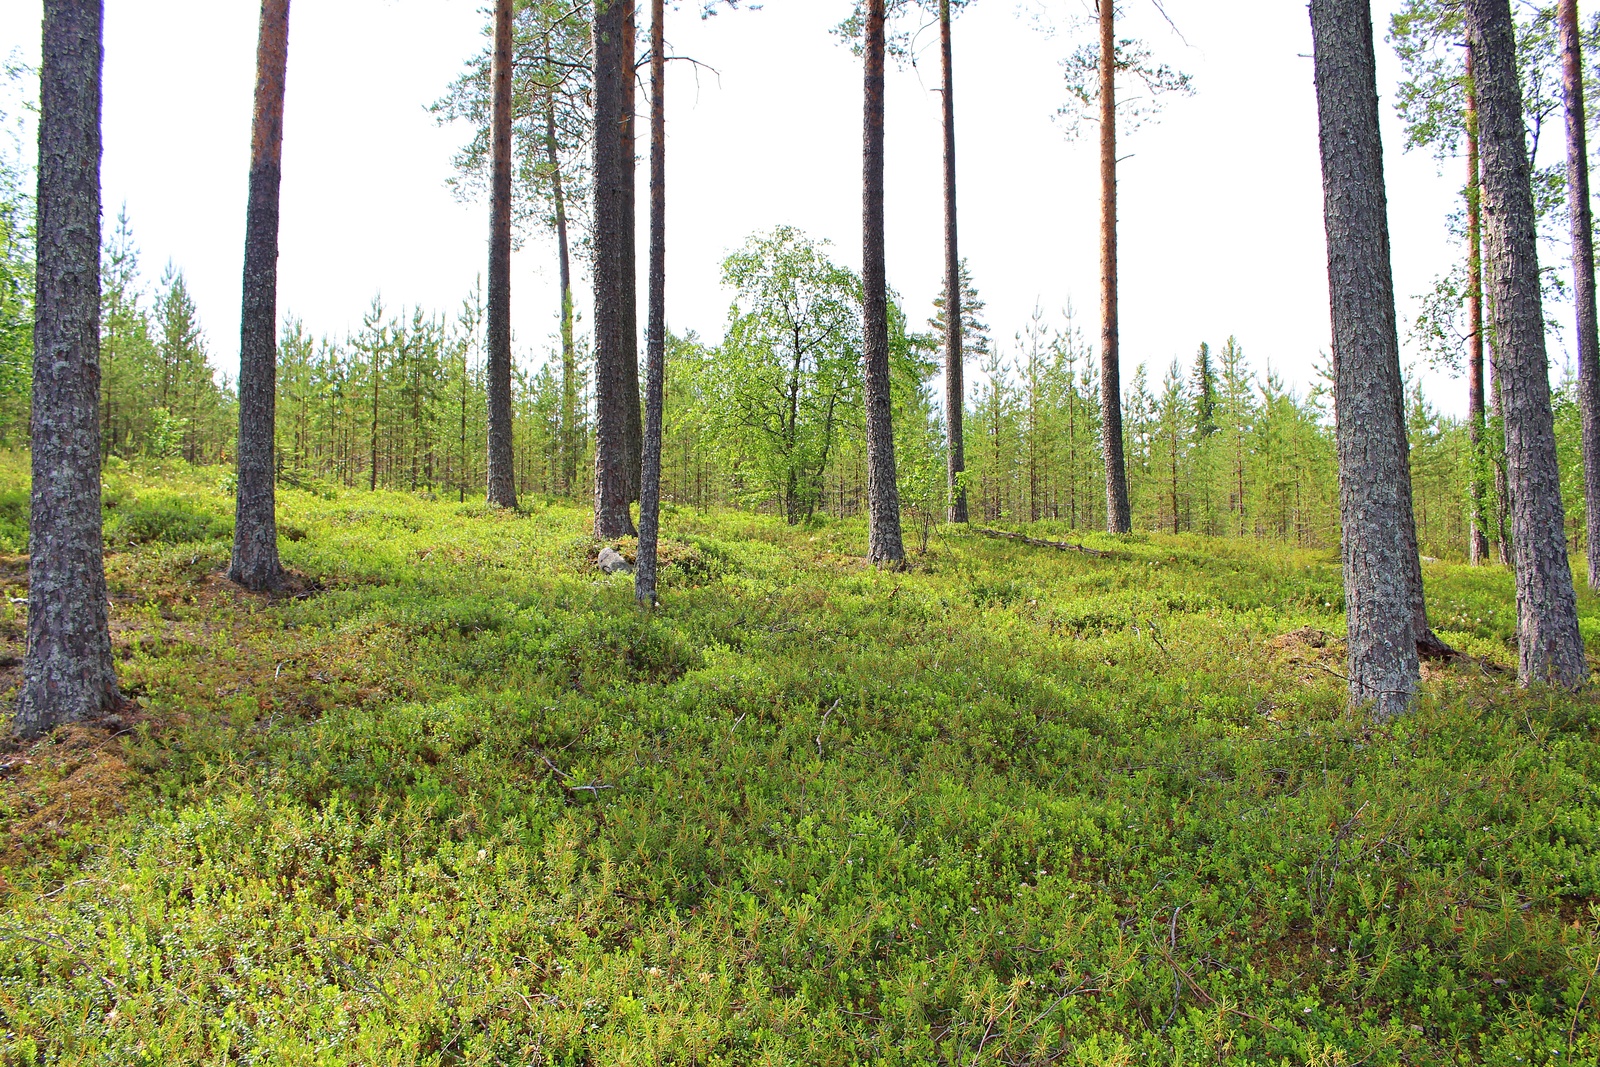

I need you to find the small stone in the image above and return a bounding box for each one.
[597,547,633,575]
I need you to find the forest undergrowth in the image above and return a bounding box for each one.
[1,456,1599,1066]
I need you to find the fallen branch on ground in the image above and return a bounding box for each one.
[970,526,1111,557]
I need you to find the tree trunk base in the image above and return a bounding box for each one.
[227,561,286,595]
[226,567,321,600]
[1416,627,1463,662]
[1417,627,1511,675]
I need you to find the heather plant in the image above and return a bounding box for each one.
[1,460,1597,1064]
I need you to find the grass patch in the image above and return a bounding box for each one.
[1,461,1598,1065]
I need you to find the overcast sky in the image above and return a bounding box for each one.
[1,0,1559,416]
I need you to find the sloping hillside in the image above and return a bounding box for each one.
[3,462,1598,1065]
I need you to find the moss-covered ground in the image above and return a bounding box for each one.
[2,459,1599,1065]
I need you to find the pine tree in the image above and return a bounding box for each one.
[938,0,966,523]
[861,0,906,565]
[1059,2,1191,534]
[1156,358,1189,533]
[636,0,667,607]
[16,0,120,739]
[592,0,636,539]
[484,0,517,509]
[1466,0,1588,686]
[1095,0,1128,533]
[99,208,155,458]
[1310,0,1421,718]
[1557,0,1600,590]
[1217,337,1252,536]
[230,0,290,592]
[1191,342,1218,437]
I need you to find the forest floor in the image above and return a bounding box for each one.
[1,458,1599,1065]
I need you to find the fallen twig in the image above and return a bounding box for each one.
[1164,905,1184,1029]
[1567,913,1600,1052]
[38,878,90,901]
[971,526,1110,557]
[817,697,842,758]
[1016,978,1103,1037]
[969,1015,997,1067]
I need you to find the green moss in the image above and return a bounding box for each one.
[1,461,1598,1065]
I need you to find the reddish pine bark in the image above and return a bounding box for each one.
[229,0,290,593]
[1099,1,1131,534]
[940,0,967,524]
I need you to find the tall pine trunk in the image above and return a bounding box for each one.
[593,0,636,538]
[621,3,643,503]
[1560,0,1600,590]
[1467,0,1588,686]
[546,100,579,498]
[17,0,120,739]
[484,0,517,508]
[1467,45,1492,566]
[636,0,666,606]
[862,0,906,566]
[1099,1,1131,534]
[940,0,967,524]
[229,0,290,593]
[1309,0,1420,718]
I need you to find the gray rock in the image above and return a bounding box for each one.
[597,546,634,575]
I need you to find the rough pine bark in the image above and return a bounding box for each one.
[1309,0,1419,718]
[1099,0,1131,534]
[16,0,120,739]
[621,2,643,503]
[1560,0,1600,590]
[940,0,967,524]
[593,0,636,538]
[636,0,666,607]
[1467,0,1588,686]
[546,100,579,497]
[229,0,290,593]
[484,0,517,509]
[1466,47,1493,567]
[862,0,906,566]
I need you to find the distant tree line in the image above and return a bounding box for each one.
[7,197,1597,563]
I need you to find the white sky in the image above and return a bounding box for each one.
[0,0,1564,417]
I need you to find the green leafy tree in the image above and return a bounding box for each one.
[703,228,865,524]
